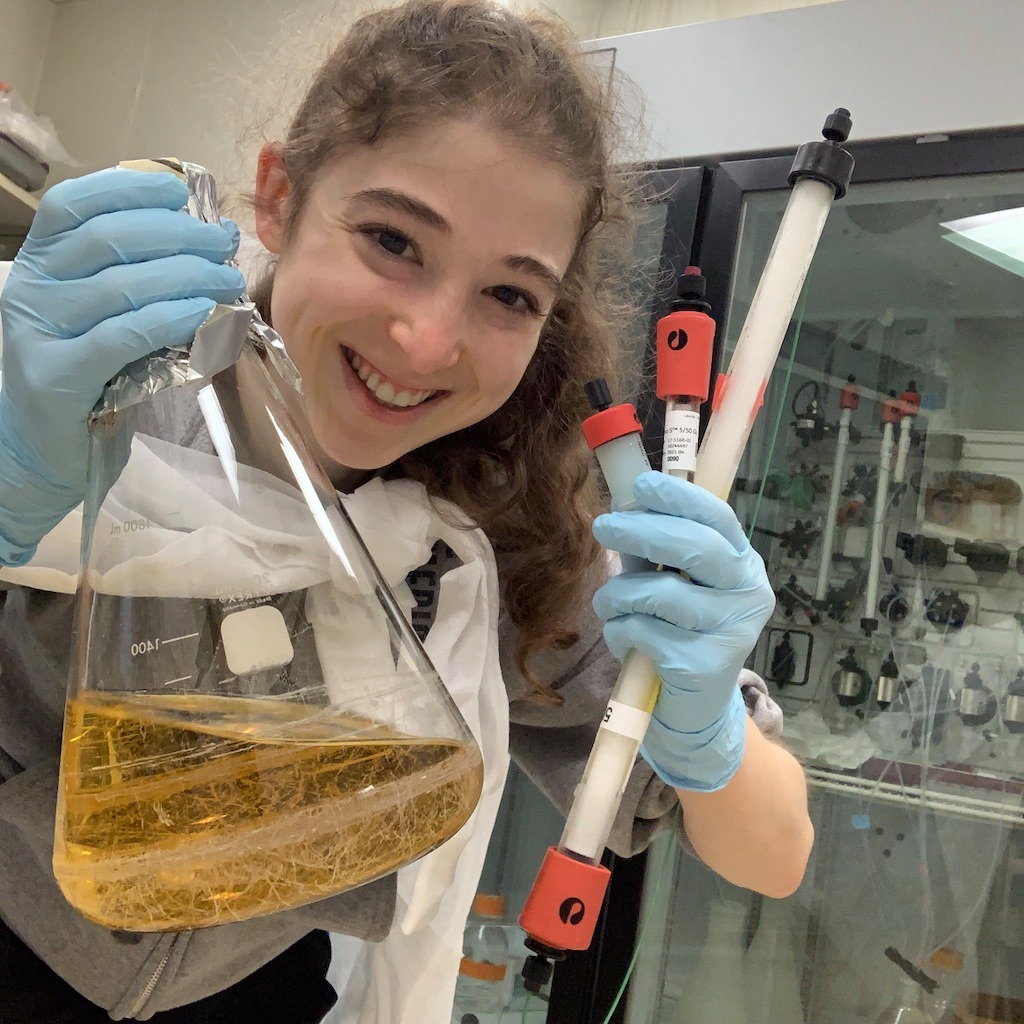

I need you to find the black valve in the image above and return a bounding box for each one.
[823,576,863,624]
[878,584,909,625]
[788,108,856,199]
[843,463,878,501]
[522,937,565,996]
[925,591,970,631]
[791,381,830,447]
[584,378,613,412]
[770,631,797,685]
[754,519,820,561]
[896,532,948,569]
[1003,670,1024,734]
[957,662,997,727]
[776,575,821,624]
[823,107,854,143]
[834,647,870,707]
[953,538,1011,575]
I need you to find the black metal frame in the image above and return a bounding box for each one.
[697,125,1024,382]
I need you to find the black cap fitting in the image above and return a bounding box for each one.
[584,378,613,412]
[788,108,855,199]
[673,267,711,313]
[521,937,567,996]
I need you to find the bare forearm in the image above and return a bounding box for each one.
[675,717,813,898]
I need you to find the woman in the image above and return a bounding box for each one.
[0,1,811,1020]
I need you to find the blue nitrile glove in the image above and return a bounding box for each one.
[592,471,775,792]
[0,167,246,566]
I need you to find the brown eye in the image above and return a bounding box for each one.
[374,228,412,257]
[488,284,541,317]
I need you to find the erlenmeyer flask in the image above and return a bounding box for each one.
[52,159,483,932]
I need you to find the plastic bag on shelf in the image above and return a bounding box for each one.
[0,82,79,166]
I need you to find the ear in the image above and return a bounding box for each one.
[254,142,291,255]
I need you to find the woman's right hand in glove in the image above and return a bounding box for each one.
[0,167,246,565]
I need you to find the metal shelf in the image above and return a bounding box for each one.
[0,170,39,233]
[806,765,1024,826]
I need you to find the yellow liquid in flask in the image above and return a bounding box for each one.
[53,691,483,931]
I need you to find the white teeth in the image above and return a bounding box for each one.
[346,350,436,409]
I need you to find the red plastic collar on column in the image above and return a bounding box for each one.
[899,389,921,417]
[581,404,642,451]
[840,381,860,410]
[519,847,612,952]
[656,310,714,402]
[881,394,903,424]
[710,373,768,415]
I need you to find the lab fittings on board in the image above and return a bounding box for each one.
[592,471,776,792]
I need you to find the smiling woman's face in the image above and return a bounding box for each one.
[254,121,583,471]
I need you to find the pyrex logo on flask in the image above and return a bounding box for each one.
[558,897,586,926]
[666,328,688,351]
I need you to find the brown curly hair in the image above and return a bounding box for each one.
[250,0,647,704]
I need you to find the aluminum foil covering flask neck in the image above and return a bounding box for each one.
[52,158,483,932]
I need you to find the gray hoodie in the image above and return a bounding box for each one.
[0,398,782,1019]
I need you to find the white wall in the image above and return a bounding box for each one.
[19,0,1024,202]
[31,0,350,204]
[596,0,1024,161]
[0,0,55,105]
[531,0,839,37]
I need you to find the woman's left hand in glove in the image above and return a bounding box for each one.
[592,471,776,792]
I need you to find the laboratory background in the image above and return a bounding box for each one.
[2,1,1024,1023]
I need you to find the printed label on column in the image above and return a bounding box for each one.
[663,407,700,475]
[599,700,652,742]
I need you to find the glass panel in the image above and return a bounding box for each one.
[629,200,671,319]
[624,200,671,396]
[630,788,1022,1023]
[628,170,1024,1023]
[451,763,565,1023]
[735,171,1024,794]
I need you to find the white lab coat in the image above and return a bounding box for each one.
[325,479,510,1024]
